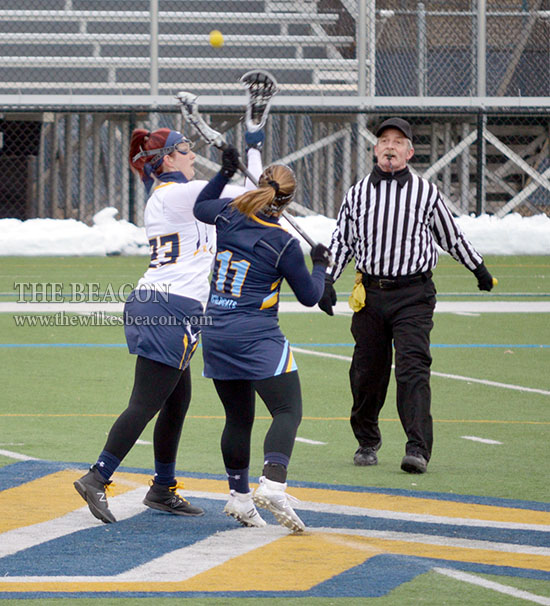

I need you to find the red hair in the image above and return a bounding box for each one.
[129,128,172,177]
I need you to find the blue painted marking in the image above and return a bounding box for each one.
[295,510,550,547]
[1,458,550,600]
[2,459,549,514]
[0,500,229,576]
[0,343,127,348]
[4,501,547,579]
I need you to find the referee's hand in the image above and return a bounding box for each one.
[473,262,494,291]
[318,276,337,316]
[310,243,332,268]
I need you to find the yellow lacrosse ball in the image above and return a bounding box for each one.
[209,30,224,48]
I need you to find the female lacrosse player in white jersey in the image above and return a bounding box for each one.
[74,127,262,524]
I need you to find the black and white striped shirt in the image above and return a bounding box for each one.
[328,168,483,281]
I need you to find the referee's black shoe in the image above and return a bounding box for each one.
[143,480,205,516]
[401,453,428,474]
[353,441,382,466]
[73,465,116,524]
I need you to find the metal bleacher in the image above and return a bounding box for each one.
[0,1,548,223]
[0,1,358,95]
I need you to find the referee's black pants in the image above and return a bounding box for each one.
[349,277,436,461]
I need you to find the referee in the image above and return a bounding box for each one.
[318,118,495,474]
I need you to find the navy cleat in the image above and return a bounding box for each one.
[143,481,204,516]
[73,465,116,524]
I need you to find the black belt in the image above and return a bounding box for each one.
[361,271,431,290]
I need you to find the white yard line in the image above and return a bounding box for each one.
[2,507,549,583]
[0,303,125,313]
[292,347,353,362]
[104,526,287,583]
[314,527,550,554]
[292,347,550,397]
[0,527,288,583]
[0,448,39,461]
[299,504,550,533]
[1,301,550,313]
[295,437,327,445]
[432,370,550,397]
[434,567,550,605]
[461,436,503,445]
[0,488,151,559]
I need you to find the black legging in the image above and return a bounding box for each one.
[103,355,192,464]
[213,371,302,471]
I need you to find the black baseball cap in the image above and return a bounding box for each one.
[376,118,413,141]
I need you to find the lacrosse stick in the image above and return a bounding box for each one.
[175,91,317,249]
[240,69,279,133]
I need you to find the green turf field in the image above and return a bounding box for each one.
[0,255,549,605]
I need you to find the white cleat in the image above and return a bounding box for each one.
[253,476,305,533]
[224,490,267,528]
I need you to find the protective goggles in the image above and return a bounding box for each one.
[132,138,194,164]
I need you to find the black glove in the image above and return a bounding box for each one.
[318,276,337,316]
[220,145,240,178]
[310,243,332,268]
[473,262,494,291]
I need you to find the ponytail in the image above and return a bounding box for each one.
[230,164,296,218]
[129,127,172,178]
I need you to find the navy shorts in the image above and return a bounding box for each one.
[201,331,297,380]
[124,289,203,370]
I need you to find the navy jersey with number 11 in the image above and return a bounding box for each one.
[194,173,326,380]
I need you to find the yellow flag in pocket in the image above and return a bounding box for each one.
[348,272,366,312]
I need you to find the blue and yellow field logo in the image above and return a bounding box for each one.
[1,460,549,599]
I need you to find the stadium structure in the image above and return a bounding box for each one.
[0,0,548,224]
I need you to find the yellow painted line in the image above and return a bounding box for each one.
[328,534,550,572]
[1,414,549,426]
[1,471,549,594]
[180,531,372,591]
[0,470,140,532]
[2,471,548,536]
[0,414,119,417]
[115,473,232,497]
[431,419,550,425]
[436,263,550,268]
[0,533,376,593]
[1,531,548,593]
[287,486,550,526]
[115,475,550,526]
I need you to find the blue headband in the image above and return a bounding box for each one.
[133,130,189,172]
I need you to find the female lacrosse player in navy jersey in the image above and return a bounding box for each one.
[73,129,261,524]
[194,148,332,532]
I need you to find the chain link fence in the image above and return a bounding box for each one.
[0,0,548,222]
[2,108,547,223]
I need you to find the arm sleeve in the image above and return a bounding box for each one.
[327,185,356,281]
[244,147,262,189]
[277,238,326,306]
[193,171,256,224]
[430,189,483,270]
[193,173,232,224]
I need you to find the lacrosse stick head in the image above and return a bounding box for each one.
[240,69,279,133]
[175,91,226,149]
